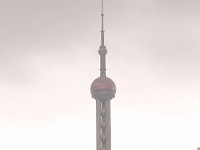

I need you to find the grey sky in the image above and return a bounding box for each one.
[0,0,200,150]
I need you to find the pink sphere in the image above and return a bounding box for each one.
[91,77,116,99]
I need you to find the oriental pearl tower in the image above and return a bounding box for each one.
[90,1,116,150]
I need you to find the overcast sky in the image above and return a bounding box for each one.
[0,0,200,150]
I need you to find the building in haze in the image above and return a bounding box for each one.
[90,1,116,150]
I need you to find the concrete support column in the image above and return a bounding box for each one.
[101,101,106,150]
[105,100,111,150]
[96,100,102,150]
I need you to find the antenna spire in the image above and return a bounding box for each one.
[101,0,104,46]
[98,0,107,77]
[101,0,104,16]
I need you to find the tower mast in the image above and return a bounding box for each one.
[101,0,104,46]
[99,0,107,77]
[91,1,116,150]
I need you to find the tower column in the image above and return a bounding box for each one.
[96,100,102,150]
[105,100,111,150]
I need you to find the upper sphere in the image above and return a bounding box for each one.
[98,46,107,55]
[90,77,116,99]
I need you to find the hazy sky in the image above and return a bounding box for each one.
[0,0,200,150]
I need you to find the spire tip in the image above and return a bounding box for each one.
[101,0,104,15]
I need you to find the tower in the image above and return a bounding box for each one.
[90,1,116,150]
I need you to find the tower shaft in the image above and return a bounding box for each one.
[96,99,111,150]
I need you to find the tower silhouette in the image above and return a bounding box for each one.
[90,1,116,150]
